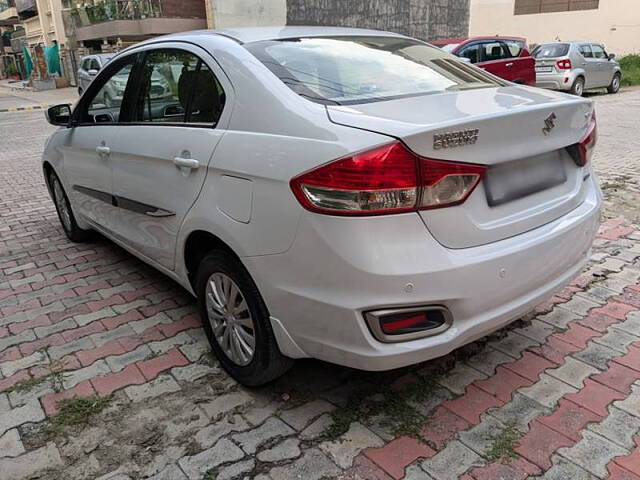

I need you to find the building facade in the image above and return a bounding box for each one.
[469,0,640,55]
[0,0,208,85]
[206,0,471,41]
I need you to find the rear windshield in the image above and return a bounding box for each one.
[245,36,503,105]
[533,43,570,58]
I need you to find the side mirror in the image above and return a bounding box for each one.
[45,104,71,127]
[88,68,99,75]
[608,53,616,60]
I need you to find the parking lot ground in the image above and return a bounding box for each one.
[0,88,639,479]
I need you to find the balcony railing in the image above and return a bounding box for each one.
[70,0,164,28]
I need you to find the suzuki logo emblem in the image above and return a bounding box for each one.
[543,112,557,135]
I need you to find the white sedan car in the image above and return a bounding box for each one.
[43,27,601,386]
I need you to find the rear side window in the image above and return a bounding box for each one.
[129,49,225,125]
[503,40,524,57]
[245,36,502,105]
[82,58,91,70]
[533,43,570,58]
[90,58,101,71]
[579,45,593,58]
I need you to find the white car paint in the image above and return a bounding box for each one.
[43,27,602,373]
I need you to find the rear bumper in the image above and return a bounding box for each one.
[536,71,577,91]
[244,175,602,371]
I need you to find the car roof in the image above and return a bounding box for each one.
[431,36,526,46]
[161,26,409,44]
[538,41,594,45]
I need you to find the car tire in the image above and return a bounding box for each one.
[570,77,585,96]
[196,250,294,386]
[78,87,83,96]
[49,172,91,242]
[607,73,621,94]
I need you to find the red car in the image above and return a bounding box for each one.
[430,36,536,86]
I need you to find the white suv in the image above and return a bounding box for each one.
[43,27,602,385]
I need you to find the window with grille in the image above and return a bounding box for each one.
[514,0,599,15]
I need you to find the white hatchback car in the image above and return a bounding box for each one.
[43,27,601,386]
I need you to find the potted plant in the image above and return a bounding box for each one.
[5,63,20,81]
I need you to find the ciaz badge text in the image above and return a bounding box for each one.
[433,129,479,150]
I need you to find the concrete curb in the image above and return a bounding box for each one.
[0,104,51,113]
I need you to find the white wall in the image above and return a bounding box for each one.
[208,0,286,29]
[469,0,640,55]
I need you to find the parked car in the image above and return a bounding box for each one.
[430,36,536,85]
[532,41,622,96]
[43,27,601,386]
[77,54,114,95]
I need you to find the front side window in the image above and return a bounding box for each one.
[129,49,225,125]
[90,58,101,71]
[79,55,136,123]
[579,45,593,58]
[458,44,480,63]
[246,36,502,105]
[481,41,506,62]
[591,44,606,59]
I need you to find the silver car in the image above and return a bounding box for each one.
[533,41,621,96]
[77,53,114,95]
[43,27,601,386]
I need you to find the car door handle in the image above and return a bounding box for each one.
[173,156,199,169]
[505,63,514,67]
[96,145,111,156]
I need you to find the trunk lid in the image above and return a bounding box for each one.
[535,57,564,74]
[326,85,594,248]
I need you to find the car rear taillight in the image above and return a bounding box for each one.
[290,142,487,216]
[567,111,597,167]
[556,58,572,70]
[419,158,485,210]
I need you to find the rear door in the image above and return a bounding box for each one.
[476,40,512,81]
[108,43,232,270]
[501,39,535,85]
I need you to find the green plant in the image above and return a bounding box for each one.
[47,396,112,433]
[619,54,640,87]
[5,62,18,77]
[485,425,521,463]
[5,375,46,394]
[325,372,444,442]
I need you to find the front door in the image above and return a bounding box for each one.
[109,44,232,270]
[63,54,138,232]
[577,44,598,88]
[591,44,615,88]
[476,41,514,82]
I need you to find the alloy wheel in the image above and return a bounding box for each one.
[205,272,256,366]
[53,177,72,232]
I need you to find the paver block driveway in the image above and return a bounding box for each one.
[1,90,640,479]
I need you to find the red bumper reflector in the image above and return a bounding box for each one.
[379,310,447,335]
